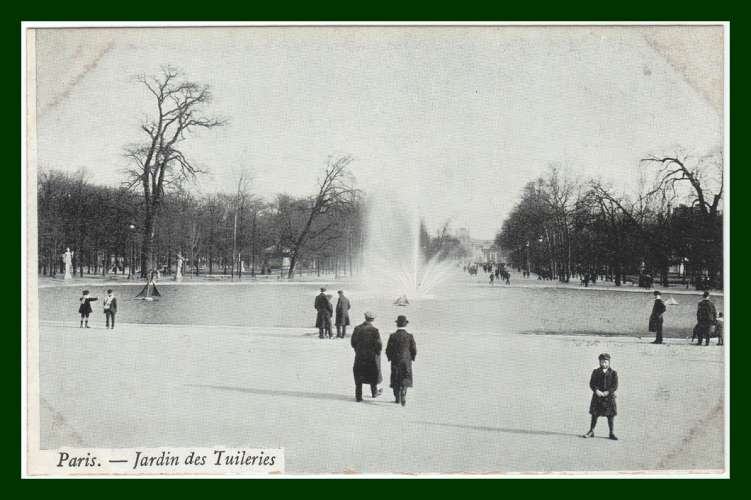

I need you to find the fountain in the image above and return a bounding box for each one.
[360,188,457,302]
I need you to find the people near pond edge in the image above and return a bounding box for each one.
[351,311,383,402]
[335,290,351,338]
[695,291,718,346]
[324,294,334,338]
[582,353,618,441]
[78,290,98,328]
[649,290,666,344]
[386,315,417,407]
[314,287,333,339]
[103,289,118,330]
[715,312,724,346]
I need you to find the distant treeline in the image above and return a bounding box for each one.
[496,158,724,289]
[37,169,368,278]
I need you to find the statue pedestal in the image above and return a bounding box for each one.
[64,271,72,280]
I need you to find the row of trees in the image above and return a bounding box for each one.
[37,166,366,279]
[497,155,723,288]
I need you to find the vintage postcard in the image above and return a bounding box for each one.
[22,22,728,477]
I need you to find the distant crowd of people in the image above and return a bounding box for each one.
[463,262,511,285]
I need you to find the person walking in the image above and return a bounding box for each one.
[314,287,332,339]
[335,290,351,338]
[582,353,619,440]
[695,291,718,346]
[649,290,667,344]
[386,315,417,406]
[102,289,118,330]
[350,312,383,402]
[78,290,98,328]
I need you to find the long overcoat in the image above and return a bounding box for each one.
[648,298,666,332]
[351,322,382,385]
[386,329,417,388]
[335,295,351,326]
[589,368,618,417]
[78,296,98,315]
[314,293,333,329]
[695,298,718,338]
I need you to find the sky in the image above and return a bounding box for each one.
[31,25,724,240]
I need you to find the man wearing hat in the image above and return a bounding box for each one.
[350,312,383,401]
[335,290,351,338]
[385,315,417,406]
[314,287,332,339]
[582,353,618,440]
[695,290,718,346]
[649,290,667,344]
[102,289,118,329]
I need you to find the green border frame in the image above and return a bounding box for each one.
[8,1,745,492]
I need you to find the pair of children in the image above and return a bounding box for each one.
[78,289,117,329]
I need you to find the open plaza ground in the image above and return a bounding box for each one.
[36,272,725,474]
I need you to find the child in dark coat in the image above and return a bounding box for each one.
[582,353,619,440]
[78,290,98,328]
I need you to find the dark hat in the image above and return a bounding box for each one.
[82,290,89,295]
[598,353,611,361]
[337,290,343,294]
[396,315,409,327]
[702,291,710,298]
[106,289,113,293]
[653,290,661,296]
[320,287,326,292]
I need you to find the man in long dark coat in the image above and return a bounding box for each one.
[386,315,417,406]
[314,287,332,339]
[649,290,667,344]
[350,312,383,401]
[335,290,351,338]
[582,353,618,440]
[695,291,718,346]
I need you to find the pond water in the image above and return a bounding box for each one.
[38,273,722,338]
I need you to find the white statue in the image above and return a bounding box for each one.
[175,253,183,282]
[63,248,74,280]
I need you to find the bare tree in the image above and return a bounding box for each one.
[641,153,724,284]
[284,155,358,278]
[641,153,723,218]
[124,66,224,275]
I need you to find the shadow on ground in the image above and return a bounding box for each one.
[412,420,581,438]
[186,384,353,402]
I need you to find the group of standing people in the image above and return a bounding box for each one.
[78,289,118,329]
[314,288,351,339]
[314,287,418,405]
[649,290,724,345]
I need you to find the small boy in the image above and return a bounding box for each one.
[715,312,724,346]
[103,289,118,330]
[582,353,619,440]
[78,290,98,328]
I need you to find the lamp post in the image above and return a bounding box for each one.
[127,223,136,279]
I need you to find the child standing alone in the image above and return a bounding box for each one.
[582,353,619,440]
[78,290,98,328]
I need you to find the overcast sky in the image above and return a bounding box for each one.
[32,25,724,240]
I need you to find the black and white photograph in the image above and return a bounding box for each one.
[22,22,728,477]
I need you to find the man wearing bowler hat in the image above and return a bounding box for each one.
[386,315,417,406]
[350,312,383,402]
[314,287,332,339]
[649,290,667,344]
